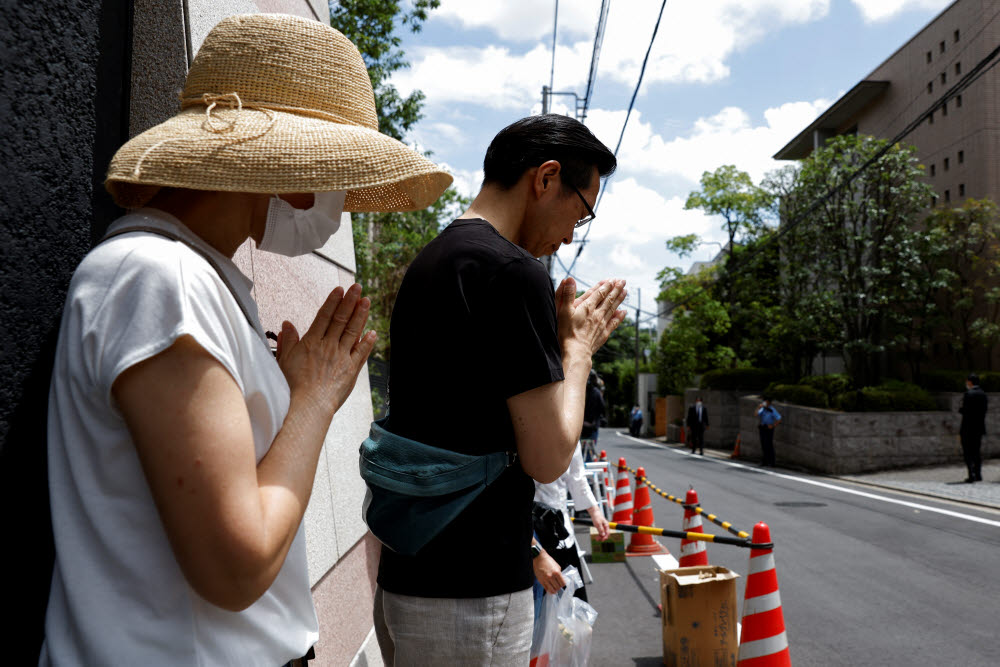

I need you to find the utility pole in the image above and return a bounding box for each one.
[634,287,641,407]
[539,85,554,285]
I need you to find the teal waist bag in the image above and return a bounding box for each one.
[359,416,517,556]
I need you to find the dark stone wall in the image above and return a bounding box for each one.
[0,0,131,660]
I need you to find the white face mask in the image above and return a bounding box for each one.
[258,191,346,256]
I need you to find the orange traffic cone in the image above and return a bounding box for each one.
[678,488,709,566]
[627,467,668,555]
[738,522,790,667]
[612,458,633,524]
[731,433,742,459]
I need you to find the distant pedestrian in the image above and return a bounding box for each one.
[630,405,643,437]
[757,397,782,467]
[959,373,987,483]
[580,370,605,461]
[686,396,709,455]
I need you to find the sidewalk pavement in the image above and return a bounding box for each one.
[652,436,1000,511]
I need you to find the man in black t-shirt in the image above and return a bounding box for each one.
[373,115,625,665]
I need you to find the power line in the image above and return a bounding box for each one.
[549,0,559,92]
[657,41,1000,321]
[564,0,670,282]
[553,253,662,321]
[580,0,611,123]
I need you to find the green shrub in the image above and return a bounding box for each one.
[700,368,784,391]
[918,370,1000,392]
[766,384,829,408]
[799,374,852,399]
[918,370,967,392]
[834,381,937,412]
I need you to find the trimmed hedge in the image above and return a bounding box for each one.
[799,374,852,400]
[765,384,829,409]
[919,370,1000,393]
[834,381,937,412]
[700,368,785,391]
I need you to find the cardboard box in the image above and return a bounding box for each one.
[660,565,739,667]
[589,527,625,563]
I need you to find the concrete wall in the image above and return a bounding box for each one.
[637,372,658,436]
[2,1,133,661]
[683,389,745,450]
[737,394,998,474]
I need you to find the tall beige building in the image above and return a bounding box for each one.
[775,0,999,209]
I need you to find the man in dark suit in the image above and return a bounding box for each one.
[959,373,988,483]
[686,396,709,455]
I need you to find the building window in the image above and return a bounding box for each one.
[944,157,950,171]
[959,183,965,197]
[926,50,933,63]
[945,189,951,202]
[941,72,947,85]
[931,195,938,207]
[956,94,962,108]
[954,29,960,42]
[943,102,948,116]
[956,62,961,75]
[930,163,936,176]
[940,40,945,53]
[929,111,934,124]
[958,150,964,164]
[928,81,933,94]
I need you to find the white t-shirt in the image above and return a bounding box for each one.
[533,443,598,549]
[41,209,318,666]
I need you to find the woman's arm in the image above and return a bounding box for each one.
[114,285,374,611]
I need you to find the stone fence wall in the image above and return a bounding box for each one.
[736,393,998,474]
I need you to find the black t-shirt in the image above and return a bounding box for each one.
[581,385,605,439]
[378,218,564,598]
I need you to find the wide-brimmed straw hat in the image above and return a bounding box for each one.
[106,13,452,212]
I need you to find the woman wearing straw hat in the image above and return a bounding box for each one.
[41,14,450,667]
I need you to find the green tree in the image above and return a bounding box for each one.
[654,265,733,394]
[924,199,1000,370]
[593,317,656,424]
[684,165,772,265]
[330,0,468,371]
[777,134,933,386]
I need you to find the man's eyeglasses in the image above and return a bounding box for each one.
[570,185,597,228]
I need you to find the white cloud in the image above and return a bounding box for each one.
[582,97,832,188]
[850,0,951,23]
[396,1,832,109]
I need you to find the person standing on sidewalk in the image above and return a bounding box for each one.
[531,442,611,603]
[686,396,709,455]
[373,114,625,666]
[959,373,988,483]
[580,370,605,461]
[757,397,782,467]
[41,15,451,666]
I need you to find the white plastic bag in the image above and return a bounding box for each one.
[530,566,599,666]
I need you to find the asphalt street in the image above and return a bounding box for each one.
[579,428,1000,666]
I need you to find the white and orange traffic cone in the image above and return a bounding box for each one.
[626,467,668,555]
[612,458,633,524]
[678,488,709,567]
[731,433,742,459]
[738,522,790,667]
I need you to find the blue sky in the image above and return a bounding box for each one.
[390,0,953,323]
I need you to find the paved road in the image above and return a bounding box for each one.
[580,428,1000,666]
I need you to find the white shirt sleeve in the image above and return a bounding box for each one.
[562,443,598,511]
[82,237,246,405]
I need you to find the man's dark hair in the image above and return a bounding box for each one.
[968,373,980,386]
[482,114,617,191]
